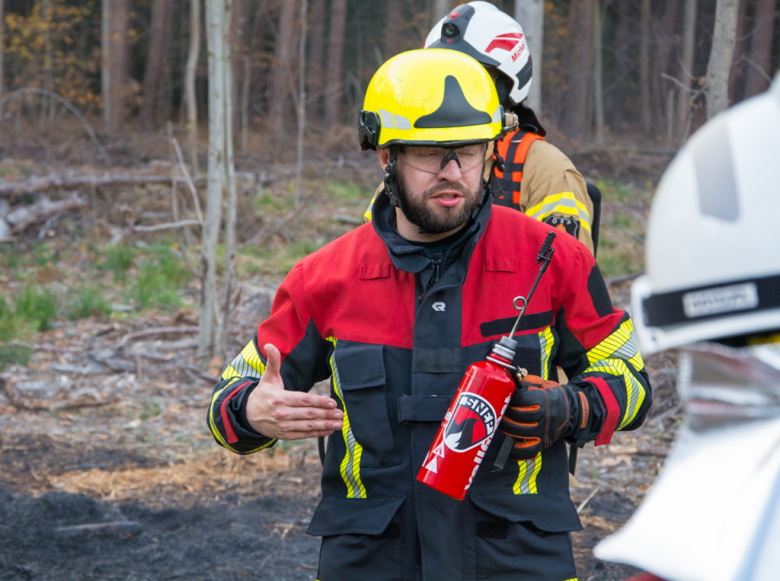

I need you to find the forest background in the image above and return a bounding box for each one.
[0,2,776,578]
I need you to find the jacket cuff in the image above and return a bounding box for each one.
[228,381,275,447]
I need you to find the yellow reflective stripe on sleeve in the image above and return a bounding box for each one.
[586,358,646,429]
[513,452,542,494]
[586,319,644,371]
[538,326,554,380]
[327,337,367,499]
[527,192,591,232]
[223,341,266,381]
[208,376,275,455]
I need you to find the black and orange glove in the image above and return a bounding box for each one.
[498,375,587,461]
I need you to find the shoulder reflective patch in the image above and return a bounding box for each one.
[543,214,580,238]
[527,192,591,233]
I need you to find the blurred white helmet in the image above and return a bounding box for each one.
[631,76,780,356]
[596,77,780,581]
[424,2,533,107]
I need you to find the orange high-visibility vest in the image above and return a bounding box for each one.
[493,129,545,209]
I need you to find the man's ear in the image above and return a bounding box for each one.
[378,148,390,171]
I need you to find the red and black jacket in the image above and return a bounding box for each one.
[208,192,651,581]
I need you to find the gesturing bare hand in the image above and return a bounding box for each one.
[245,343,343,440]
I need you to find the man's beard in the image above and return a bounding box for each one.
[397,174,484,234]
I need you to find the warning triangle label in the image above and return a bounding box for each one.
[433,443,446,458]
[425,457,438,473]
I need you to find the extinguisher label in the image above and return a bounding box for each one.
[443,393,497,453]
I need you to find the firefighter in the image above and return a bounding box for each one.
[593,77,780,580]
[364,1,596,254]
[208,49,651,581]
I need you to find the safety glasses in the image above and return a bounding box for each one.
[399,144,488,175]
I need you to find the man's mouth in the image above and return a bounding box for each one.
[430,191,464,207]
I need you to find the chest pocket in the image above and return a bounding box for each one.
[334,342,401,468]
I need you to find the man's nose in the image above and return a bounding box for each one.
[437,158,463,181]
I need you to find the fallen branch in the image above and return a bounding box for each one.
[1,377,117,411]
[181,364,220,383]
[0,173,205,198]
[117,326,200,347]
[131,220,201,233]
[577,487,600,514]
[5,192,87,233]
[605,272,643,286]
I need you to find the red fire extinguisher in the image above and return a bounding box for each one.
[417,232,557,501]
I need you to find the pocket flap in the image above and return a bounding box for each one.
[485,258,517,273]
[336,343,386,391]
[359,264,391,280]
[470,492,582,533]
[307,496,406,537]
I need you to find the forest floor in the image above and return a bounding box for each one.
[0,126,679,580]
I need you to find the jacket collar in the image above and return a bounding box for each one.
[371,188,493,285]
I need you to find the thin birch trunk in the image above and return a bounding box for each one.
[514,0,544,113]
[218,20,237,362]
[640,0,651,133]
[185,0,201,175]
[706,0,740,118]
[594,0,604,146]
[107,0,129,134]
[200,0,228,361]
[744,0,776,97]
[676,0,697,137]
[295,0,308,212]
[0,0,4,118]
[101,0,111,131]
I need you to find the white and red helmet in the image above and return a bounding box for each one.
[424,2,533,107]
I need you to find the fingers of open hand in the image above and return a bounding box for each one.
[250,384,343,440]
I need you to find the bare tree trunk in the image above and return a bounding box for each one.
[744,0,776,97]
[384,0,402,60]
[706,0,740,118]
[141,0,175,130]
[324,0,347,128]
[515,0,544,113]
[105,0,129,134]
[307,0,325,120]
[217,24,237,362]
[611,0,632,124]
[41,0,53,123]
[229,0,250,142]
[269,0,297,135]
[201,0,234,362]
[101,0,111,131]
[561,0,595,139]
[640,0,651,133]
[729,0,748,102]
[0,0,4,117]
[185,0,201,174]
[594,0,604,145]
[676,0,697,136]
[433,0,451,22]
[295,0,308,212]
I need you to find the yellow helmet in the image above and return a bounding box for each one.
[359,49,505,150]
